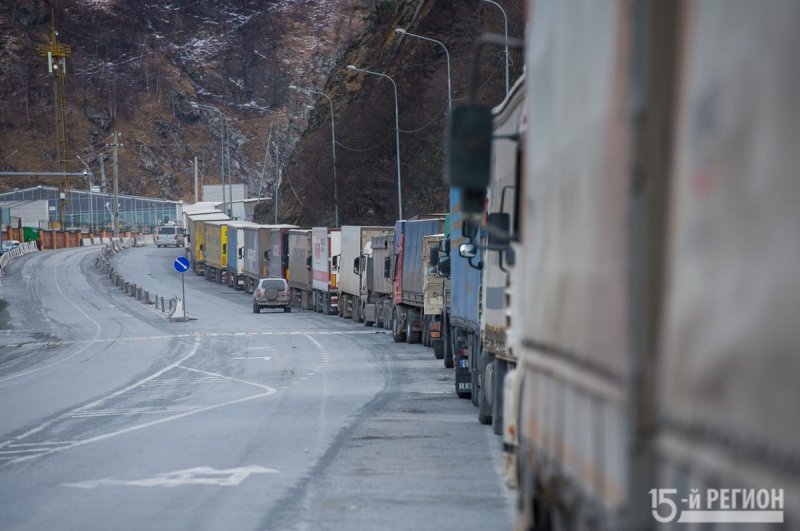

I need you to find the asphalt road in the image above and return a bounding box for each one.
[0,244,513,530]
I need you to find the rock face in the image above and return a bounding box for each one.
[0,0,525,225]
[0,0,368,200]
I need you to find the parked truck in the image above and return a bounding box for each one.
[203,220,228,283]
[390,217,445,344]
[421,234,445,353]
[311,227,341,315]
[186,212,228,274]
[476,76,525,432]
[241,224,270,294]
[225,220,259,290]
[267,225,298,280]
[447,2,800,527]
[359,231,394,328]
[287,229,313,309]
[338,226,393,320]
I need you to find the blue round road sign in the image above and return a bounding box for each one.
[174,256,191,273]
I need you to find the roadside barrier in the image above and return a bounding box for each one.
[94,237,183,320]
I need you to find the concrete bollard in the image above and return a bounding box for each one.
[123,280,129,292]
[143,290,151,304]
[136,287,142,300]
[129,283,137,297]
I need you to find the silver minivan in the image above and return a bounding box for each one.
[156,225,184,247]
[253,278,292,313]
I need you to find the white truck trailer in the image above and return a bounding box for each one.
[311,227,341,315]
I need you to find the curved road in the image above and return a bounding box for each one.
[0,245,512,530]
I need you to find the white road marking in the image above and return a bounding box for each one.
[176,365,274,392]
[233,356,272,361]
[246,346,274,351]
[62,465,280,489]
[0,335,204,451]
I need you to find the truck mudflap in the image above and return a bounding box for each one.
[502,367,520,490]
[364,303,377,325]
[454,337,472,399]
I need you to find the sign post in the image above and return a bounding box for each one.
[173,256,191,321]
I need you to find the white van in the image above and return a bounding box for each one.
[156,225,184,248]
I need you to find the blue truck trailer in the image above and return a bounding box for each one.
[390,217,444,344]
[442,187,483,400]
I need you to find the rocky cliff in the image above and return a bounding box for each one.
[0,0,524,225]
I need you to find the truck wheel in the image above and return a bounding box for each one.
[492,359,507,435]
[253,303,260,314]
[443,323,454,369]
[471,370,480,407]
[406,309,421,344]
[392,309,405,343]
[284,306,292,313]
[433,340,444,360]
[478,351,493,425]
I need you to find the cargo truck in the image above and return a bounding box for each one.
[338,226,393,320]
[390,217,445,344]
[311,227,341,314]
[203,220,228,283]
[186,212,228,274]
[225,220,259,290]
[287,229,313,309]
[476,76,525,432]
[241,225,269,294]
[359,232,394,327]
[422,234,445,354]
[267,225,298,280]
[447,2,800,527]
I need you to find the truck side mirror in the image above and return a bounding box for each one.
[463,218,480,240]
[332,255,339,269]
[439,239,450,255]
[353,256,360,275]
[446,105,492,190]
[459,242,477,259]
[383,256,391,279]
[282,255,289,268]
[487,212,511,250]
[238,248,244,259]
[199,243,204,252]
[264,250,270,261]
[306,255,312,271]
[437,255,451,278]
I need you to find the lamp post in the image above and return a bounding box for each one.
[346,65,403,220]
[395,28,452,114]
[76,155,95,232]
[289,85,340,227]
[191,102,229,215]
[482,0,509,96]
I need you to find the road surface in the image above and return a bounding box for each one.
[0,244,512,530]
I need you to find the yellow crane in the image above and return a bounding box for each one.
[37,9,71,230]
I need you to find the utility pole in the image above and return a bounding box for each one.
[38,9,71,230]
[111,131,120,238]
[273,133,280,224]
[98,154,107,192]
[193,156,199,203]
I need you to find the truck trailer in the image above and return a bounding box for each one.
[447,1,800,527]
[360,232,394,328]
[311,227,341,315]
[186,212,228,274]
[287,229,313,309]
[267,225,298,280]
[202,220,228,283]
[390,217,445,344]
[225,220,260,290]
[338,226,393,320]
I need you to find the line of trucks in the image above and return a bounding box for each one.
[177,2,799,527]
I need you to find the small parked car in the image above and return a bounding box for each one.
[253,278,292,313]
[0,240,20,254]
[156,225,184,248]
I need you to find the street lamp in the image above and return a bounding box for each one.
[346,65,403,220]
[482,0,509,96]
[289,85,340,227]
[395,28,452,114]
[191,102,230,215]
[76,155,96,232]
